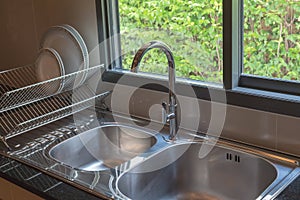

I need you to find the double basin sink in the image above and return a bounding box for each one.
[48,123,298,200]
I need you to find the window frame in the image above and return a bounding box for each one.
[236,0,300,96]
[96,0,300,117]
[96,0,121,70]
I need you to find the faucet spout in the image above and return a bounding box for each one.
[131,41,178,141]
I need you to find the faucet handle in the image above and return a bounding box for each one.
[167,113,176,120]
[162,101,176,124]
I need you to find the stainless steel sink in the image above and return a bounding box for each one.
[48,124,157,171]
[116,143,278,200]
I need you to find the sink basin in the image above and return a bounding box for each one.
[49,124,157,171]
[117,143,277,200]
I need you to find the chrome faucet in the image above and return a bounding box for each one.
[131,41,178,141]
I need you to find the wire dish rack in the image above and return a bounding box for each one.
[0,64,110,149]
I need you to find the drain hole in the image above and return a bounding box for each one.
[226,153,232,160]
[226,153,240,162]
[234,155,241,162]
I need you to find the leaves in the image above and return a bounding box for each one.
[119,0,300,83]
[244,0,300,80]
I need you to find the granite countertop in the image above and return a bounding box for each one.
[276,177,300,200]
[0,156,102,200]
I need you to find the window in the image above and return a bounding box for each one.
[239,0,300,95]
[98,0,300,98]
[117,0,223,83]
[243,0,300,81]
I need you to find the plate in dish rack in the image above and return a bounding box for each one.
[40,25,89,89]
[35,47,65,94]
[61,24,89,85]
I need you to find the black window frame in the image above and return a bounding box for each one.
[96,0,300,117]
[237,0,300,96]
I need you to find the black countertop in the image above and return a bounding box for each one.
[0,156,102,200]
[276,177,300,200]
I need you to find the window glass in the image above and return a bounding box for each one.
[119,0,223,83]
[243,0,300,81]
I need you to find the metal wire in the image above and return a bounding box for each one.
[0,88,110,140]
[0,65,104,112]
[0,64,110,142]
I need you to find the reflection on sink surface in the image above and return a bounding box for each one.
[49,124,157,171]
[117,143,277,200]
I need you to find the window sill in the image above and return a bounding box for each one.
[232,87,300,104]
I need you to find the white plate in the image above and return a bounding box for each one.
[61,24,89,85]
[35,48,65,94]
[40,25,89,88]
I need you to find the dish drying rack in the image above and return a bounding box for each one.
[0,64,111,150]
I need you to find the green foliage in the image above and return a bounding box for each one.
[244,0,300,81]
[119,0,300,83]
